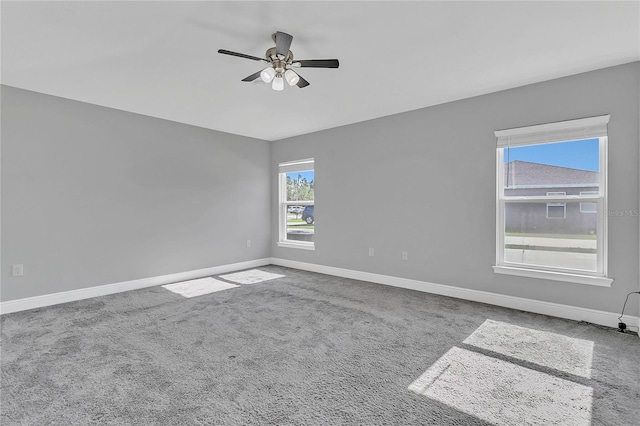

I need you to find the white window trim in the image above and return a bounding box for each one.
[278,159,315,250]
[494,115,610,286]
[492,265,612,287]
[277,241,316,250]
[495,115,610,147]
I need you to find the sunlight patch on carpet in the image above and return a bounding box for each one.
[409,347,592,426]
[219,269,285,285]
[463,319,593,378]
[162,277,238,298]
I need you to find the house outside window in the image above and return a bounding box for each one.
[494,115,611,286]
[277,159,315,250]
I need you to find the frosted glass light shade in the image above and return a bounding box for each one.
[284,69,299,86]
[272,75,284,91]
[260,67,276,83]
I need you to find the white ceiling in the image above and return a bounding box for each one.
[2,1,639,141]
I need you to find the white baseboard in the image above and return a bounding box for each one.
[270,258,638,331]
[3,257,637,335]
[0,258,271,315]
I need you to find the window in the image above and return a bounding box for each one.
[278,159,315,250]
[494,115,611,286]
[580,191,598,214]
[546,192,567,219]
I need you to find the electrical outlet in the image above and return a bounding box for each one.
[12,264,24,277]
[402,251,409,261]
[368,248,375,257]
[246,240,251,248]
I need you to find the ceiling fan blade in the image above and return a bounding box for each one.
[275,31,293,57]
[241,70,262,82]
[218,49,266,62]
[295,59,339,68]
[296,74,310,88]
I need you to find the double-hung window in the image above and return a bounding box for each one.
[494,115,611,286]
[277,159,315,250]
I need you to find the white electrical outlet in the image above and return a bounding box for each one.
[368,248,375,257]
[12,264,24,276]
[402,251,409,261]
[246,240,251,248]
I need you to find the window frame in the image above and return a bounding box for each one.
[277,158,315,251]
[493,115,612,287]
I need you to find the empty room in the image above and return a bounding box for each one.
[1,1,639,425]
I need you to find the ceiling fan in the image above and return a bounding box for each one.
[218,31,339,91]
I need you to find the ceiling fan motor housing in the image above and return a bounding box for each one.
[266,47,293,66]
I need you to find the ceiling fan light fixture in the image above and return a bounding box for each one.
[260,67,276,83]
[219,31,340,91]
[284,69,299,86]
[272,74,284,91]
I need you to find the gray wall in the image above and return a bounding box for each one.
[271,62,640,315]
[1,86,271,302]
[2,63,638,317]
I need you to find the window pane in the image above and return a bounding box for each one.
[286,171,314,202]
[546,204,566,219]
[504,201,597,272]
[504,139,599,196]
[580,202,597,213]
[286,205,314,243]
[284,170,314,243]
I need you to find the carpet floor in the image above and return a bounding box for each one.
[1,266,638,425]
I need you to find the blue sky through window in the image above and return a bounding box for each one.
[286,171,314,182]
[504,138,599,172]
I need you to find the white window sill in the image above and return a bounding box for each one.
[277,241,315,251]
[493,265,613,287]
